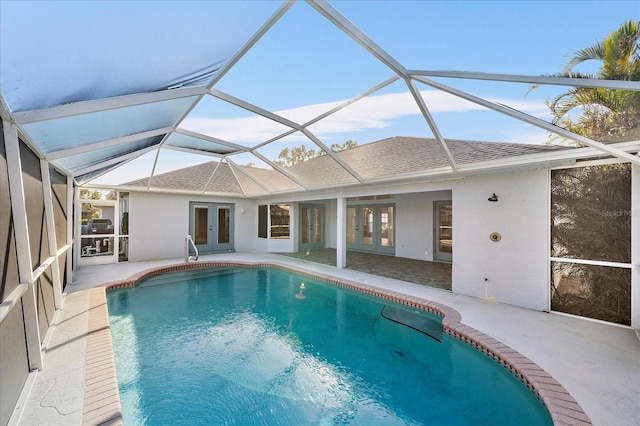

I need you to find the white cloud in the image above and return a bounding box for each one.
[91,90,551,185]
[503,130,550,145]
[181,89,549,144]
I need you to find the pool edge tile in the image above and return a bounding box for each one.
[82,287,123,426]
[101,261,592,426]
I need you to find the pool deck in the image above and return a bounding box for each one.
[14,252,640,426]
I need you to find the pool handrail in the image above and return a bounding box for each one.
[184,235,199,262]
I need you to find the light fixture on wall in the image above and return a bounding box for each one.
[240,208,246,214]
[488,193,498,202]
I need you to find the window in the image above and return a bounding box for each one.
[258,204,290,239]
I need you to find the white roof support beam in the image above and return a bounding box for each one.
[225,157,273,194]
[166,2,296,156]
[225,161,249,197]
[406,78,458,172]
[99,183,247,198]
[302,129,364,183]
[71,145,158,177]
[302,75,401,128]
[500,141,640,165]
[2,119,44,371]
[250,150,308,189]
[40,160,63,310]
[174,128,250,153]
[13,86,206,124]
[162,145,226,158]
[409,70,640,91]
[252,129,299,151]
[0,93,13,122]
[3,120,35,284]
[207,1,295,89]
[307,0,408,78]
[456,152,576,173]
[245,77,400,151]
[66,175,74,285]
[414,75,640,166]
[202,160,222,194]
[46,127,171,160]
[147,146,163,190]
[73,148,150,186]
[209,89,303,130]
[15,126,45,161]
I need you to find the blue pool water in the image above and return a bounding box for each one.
[107,267,551,425]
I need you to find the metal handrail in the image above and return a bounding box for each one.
[184,235,199,262]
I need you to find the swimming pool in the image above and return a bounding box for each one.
[107,265,552,425]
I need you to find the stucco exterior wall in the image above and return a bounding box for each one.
[126,169,550,312]
[128,192,256,261]
[451,170,549,311]
[395,191,451,261]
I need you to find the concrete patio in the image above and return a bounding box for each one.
[15,252,640,426]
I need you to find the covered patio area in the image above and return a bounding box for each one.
[281,249,452,291]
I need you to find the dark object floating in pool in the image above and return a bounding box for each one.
[394,350,405,357]
[381,305,442,342]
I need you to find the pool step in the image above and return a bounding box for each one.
[137,267,243,288]
[381,305,442,342]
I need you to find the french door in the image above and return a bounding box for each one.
[299,204,324,251]
[434,201,452,262]
[189,202,234,254]
[346,205,395,255]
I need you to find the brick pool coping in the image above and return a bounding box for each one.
[82,287,123,426]
[91,260,591,425]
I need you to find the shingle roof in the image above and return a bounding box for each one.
[295,136,569,183]
[124,161,244,194]
[121,136,570,194]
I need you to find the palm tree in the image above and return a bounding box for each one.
[545,20,640,143]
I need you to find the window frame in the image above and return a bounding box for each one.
[258,204,291,239]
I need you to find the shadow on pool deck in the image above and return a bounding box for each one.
[280,249,452,291]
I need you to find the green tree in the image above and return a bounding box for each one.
[541,20,640,144]
[275,140,358,166]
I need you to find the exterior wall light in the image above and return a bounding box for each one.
[488,193,498,202]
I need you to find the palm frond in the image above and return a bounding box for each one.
[564,44,605,74]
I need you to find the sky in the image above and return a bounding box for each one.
[1,0,637,185]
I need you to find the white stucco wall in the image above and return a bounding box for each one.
[324,199,337,248]
[451,170,550,311]
[128,192,256,261]
[395,191,451,261]
[126,169,551,312]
